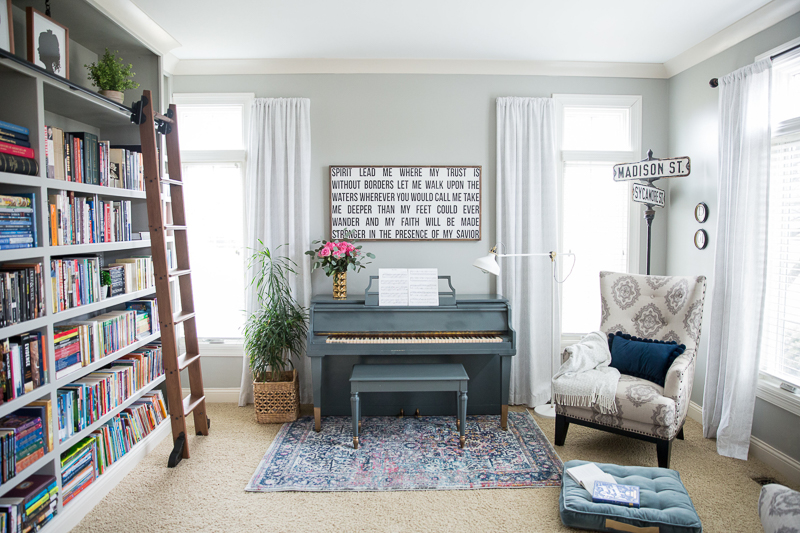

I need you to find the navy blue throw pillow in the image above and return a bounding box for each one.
[607,332,686,387]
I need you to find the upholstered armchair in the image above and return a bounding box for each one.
[554,271,707,469]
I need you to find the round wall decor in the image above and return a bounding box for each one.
[695,202,709,223]
[694,229,708,250]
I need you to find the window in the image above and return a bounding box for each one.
[173,93,253,343]
[554,95,642,336]
[759,44,800,394]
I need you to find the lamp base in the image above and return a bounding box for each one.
[533,403,556,419]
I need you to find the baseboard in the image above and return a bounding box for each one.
[183,387,240,403]
[686,401,800,485]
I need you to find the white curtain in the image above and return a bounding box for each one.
[496,97,559,407]
[239,98,312,406]
[703,59,772,460]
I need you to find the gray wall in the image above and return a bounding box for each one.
[172,73,671,389]
[667,13,800,461]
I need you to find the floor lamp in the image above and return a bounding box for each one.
[473,245,575,418]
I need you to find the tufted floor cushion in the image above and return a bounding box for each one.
[560,460,702,533]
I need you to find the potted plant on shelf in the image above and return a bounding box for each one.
[84,49,140,104]
[306,231,374,300]
[100,270,112,300]
[244,243,308,423]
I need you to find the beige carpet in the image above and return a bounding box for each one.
[74,404,798,533]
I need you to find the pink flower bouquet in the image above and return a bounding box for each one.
[306,234,375,276]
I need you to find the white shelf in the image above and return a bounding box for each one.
[0,247,47,262]
[43,180,147,199]
[59,374,166,452]
[0,172,43,187]
[0,385,52,420]
[0,315,49,339]
[0,449,58,498]
[49,240,152,255]
[53,288,156,322]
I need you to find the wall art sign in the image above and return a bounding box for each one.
[26,7,69,79]
[329,166,481,241]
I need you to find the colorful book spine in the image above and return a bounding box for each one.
[0,142,34,159]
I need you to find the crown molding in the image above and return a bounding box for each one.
[664,0,800,77]
[171,57,668,78]
[87,0,181,56]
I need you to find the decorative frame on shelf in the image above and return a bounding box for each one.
[694,202,709,223]
[26,7,69,79]
[0,0,13,53]
[694,229,708,250]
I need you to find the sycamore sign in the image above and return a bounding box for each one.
[632,182,665,208]
[613,156,691,182]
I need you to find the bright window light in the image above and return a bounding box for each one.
[561,162,629,334]
[562,107,631,151]
[183,162,246,339]
[178,105,244,151]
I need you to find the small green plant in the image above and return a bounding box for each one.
[100,270,112,287]
[84,49,140,92]
[244,243,308,383]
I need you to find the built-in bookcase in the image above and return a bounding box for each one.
[0,1,167,530]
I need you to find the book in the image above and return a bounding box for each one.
[0,153,38,176]
[0,121,29,137]
[0,135,31,148]
[0,142,34,160]
[592,480,640,508]
[565,463,617,495]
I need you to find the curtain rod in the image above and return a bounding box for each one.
[709,43,800,87]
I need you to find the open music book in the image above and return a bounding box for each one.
[378,268,439,306]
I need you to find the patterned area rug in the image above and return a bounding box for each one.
[245,411,563,492]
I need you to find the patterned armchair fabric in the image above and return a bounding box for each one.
[556,272,707,441]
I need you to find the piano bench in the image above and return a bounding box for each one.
[349,363,469,450]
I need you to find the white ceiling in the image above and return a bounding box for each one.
[130,0,776,64]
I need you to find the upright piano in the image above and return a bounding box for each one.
[306,294,516,432]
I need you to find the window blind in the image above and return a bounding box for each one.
[761,131,800,387]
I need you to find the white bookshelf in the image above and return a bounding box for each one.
[0,1,168,529]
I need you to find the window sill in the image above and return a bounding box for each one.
[757,374,800,417]
[199,341,244,357]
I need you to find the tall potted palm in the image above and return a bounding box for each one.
[244,243,308,423]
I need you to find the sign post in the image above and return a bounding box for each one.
[613,150,690,274]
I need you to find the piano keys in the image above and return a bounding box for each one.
[307,294,516,432]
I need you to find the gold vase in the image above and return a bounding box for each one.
[333,271,347,300]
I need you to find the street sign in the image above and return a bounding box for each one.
[613,156,690,182]
[632,182,665,208]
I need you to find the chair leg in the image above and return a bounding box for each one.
[555,414,570,446]
[676,426,685,440]
[656,438,673,469]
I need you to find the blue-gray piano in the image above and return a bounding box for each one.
[306,294,516,432]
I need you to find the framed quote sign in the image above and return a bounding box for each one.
[329,166,481,241]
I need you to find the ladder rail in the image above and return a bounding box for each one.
[137,90,209,466]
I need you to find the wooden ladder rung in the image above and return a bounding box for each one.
[173,310,196,324]
[182,394,205,415]
[168,268,191,278]
[164,224,187,231]
[177,352,202,370]
[154,112,175,124]
[161,178,183,186]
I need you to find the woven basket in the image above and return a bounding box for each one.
[253,369,300,424]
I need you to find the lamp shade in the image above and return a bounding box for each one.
[473,252,500,276]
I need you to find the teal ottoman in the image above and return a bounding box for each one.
[560,460,702,533]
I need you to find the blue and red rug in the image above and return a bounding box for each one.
[245,411,563,492]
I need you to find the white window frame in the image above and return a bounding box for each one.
[755,39,800,415]
[171,92,254,354]
[554,94,642,345]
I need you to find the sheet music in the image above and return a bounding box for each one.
[408,268,439,306]
[379,269,409,306]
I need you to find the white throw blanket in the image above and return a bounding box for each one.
[552,331,620,414]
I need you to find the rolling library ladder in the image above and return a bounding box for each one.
[132,90,210,467]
